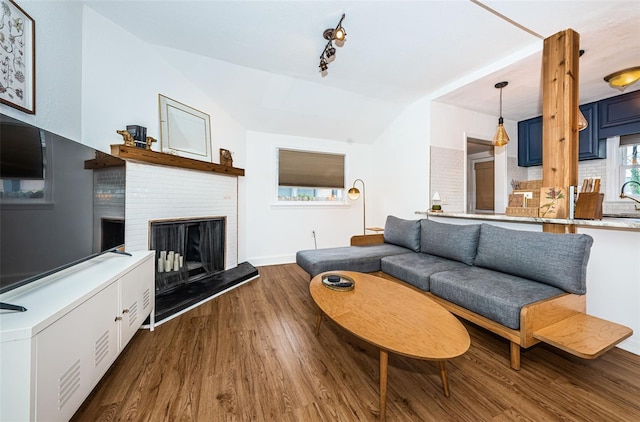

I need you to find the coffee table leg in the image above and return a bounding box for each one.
[380,349,388,421]
[439,361,450,398]
[314,309,322,336]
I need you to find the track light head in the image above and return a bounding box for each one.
[319,14,346,74]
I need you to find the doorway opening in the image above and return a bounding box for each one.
[467,137,495,214]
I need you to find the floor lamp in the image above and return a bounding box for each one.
[348,179,366,235]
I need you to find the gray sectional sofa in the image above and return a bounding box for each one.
[296,216,594,369]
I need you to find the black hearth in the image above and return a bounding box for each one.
[147,217,258,324]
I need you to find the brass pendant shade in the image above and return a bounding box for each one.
[493,118,510,147]
[578,109,588,131]
[492,81,510,147]
[604,66,640,91]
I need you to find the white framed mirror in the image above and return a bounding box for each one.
[158,94,212,162]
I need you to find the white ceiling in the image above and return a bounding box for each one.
[83,0,640,143]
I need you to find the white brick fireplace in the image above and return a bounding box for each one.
[124,161,238,271]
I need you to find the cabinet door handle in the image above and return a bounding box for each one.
[122,308,130,314]
[115,316,123,321]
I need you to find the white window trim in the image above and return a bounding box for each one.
[606,136,622,202]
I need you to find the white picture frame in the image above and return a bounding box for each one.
[158,94,212,162]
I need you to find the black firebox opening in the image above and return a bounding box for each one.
[101,218,125,251]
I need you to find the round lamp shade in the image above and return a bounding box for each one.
[348,187,360,200]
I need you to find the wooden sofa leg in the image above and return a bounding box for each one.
[510,342,521,370]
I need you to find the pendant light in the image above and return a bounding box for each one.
[604,66,640,92]
[577,50,588,131]
[492,81,510,147]
[578,108,588,131]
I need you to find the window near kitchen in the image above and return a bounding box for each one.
[277,148,345,203]
[620,136,640,196]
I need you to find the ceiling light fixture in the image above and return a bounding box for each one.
[604,66,640,91]
[492,81,510,147]
[319,14,346,75]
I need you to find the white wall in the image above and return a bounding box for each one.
[1,1,83,140]
[429,101,517,213]
[80,7,246,160]
[369,97,431,225]
[245,131,371,266]
[80,7,249,261]
[581,227,640,355]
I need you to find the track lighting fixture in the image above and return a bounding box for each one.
[319,14,346,74]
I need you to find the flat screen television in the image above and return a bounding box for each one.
[0,114,126,301]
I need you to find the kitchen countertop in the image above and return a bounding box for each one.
[415,211,640,230]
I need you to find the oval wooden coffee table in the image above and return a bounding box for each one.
[310,271,470,421]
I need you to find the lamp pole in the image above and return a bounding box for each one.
[348,179,366,235]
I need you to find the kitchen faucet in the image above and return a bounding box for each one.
[620,180,640,210]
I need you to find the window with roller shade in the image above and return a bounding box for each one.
[277,148,345,202]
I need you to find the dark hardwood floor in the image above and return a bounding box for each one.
[72,264,640,421]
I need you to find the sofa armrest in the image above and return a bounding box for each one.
[351,234,384,246]
[520,293,586,347]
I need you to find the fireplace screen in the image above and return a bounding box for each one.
[150,217,225,295]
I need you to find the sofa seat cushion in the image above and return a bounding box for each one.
[381,253,468,292]
[296,244,411,277]
[474,224,593,294]
[430,267,565,330]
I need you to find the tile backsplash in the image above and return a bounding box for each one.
[528,159,639,215]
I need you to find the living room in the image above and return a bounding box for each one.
[1,1,639,420]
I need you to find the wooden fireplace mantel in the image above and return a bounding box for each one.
[109,144,245,177]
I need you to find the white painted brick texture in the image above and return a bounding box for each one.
[125,162,238,269]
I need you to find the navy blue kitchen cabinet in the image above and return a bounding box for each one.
[598,89,640,139]
[518,102,602,167]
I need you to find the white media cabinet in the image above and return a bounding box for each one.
[0,250,155,421]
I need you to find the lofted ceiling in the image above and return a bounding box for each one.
[83,0,640,143]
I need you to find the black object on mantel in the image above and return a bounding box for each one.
[148,262,259,324]
[126,125,147,148]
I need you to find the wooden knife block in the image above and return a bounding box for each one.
[574,192,604,220]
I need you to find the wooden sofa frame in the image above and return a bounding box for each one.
[350,234,632,370]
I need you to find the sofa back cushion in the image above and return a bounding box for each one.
[420,219,481,265]
[384,215,421,252]
[474,224,593,294]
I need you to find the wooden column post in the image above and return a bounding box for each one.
[542,29,580,234]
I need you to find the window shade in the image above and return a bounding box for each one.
[620,133,640,146]
[278,149,345,188]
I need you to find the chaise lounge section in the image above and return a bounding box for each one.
[296,216,632,369]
